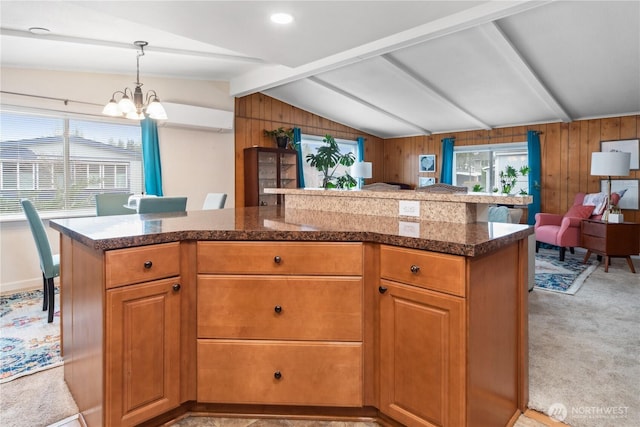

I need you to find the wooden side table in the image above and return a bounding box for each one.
[581,219,640,273]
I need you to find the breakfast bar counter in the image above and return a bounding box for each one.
[51,206,532,427]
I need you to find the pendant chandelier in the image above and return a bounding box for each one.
[102,41,167,121]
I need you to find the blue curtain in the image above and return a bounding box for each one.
[141,118,163,196]
[527,130,541,225]
[440,137,455,184]
[293,127,305,188]
[357,137,365,162]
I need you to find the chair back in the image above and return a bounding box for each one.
[202,193,227,210]
[20,199,57,278]
[137,197,188,214]
[96,192,134,216]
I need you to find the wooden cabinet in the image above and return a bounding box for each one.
[377,244,526,427]
[244,147,299,207]
[581,219,640,272]
[196,241,364,406]
[105,278,182,426]
[61,241,186,427]
[104,242,183,426]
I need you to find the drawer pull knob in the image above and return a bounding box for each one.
[410,264,420,274]
[144,261,153,269]
[274,371,282,380]
[274,305,282,314]
[172,284,181,292]
[274,256,282,264]
[379,286,388,294]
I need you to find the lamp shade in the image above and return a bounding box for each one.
[590,152,631,176]
[351,161,372,179]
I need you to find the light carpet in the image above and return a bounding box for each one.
[529,253,640,426]
[534,247,599,295]
[0,289,62,383]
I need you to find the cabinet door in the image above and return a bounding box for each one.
[105,277,182,427]
[279,151,298,190]
[258,150,279,206]
[378,280,465,427]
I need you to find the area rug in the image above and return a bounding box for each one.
[0,288,62,383]
[534,248,599,295]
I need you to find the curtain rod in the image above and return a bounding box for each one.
[0,90,102,107]
[443,131,542,142]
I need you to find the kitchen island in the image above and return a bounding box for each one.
[51,206,532,427]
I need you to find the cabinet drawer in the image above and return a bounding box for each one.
[380,245,465,297]
[105,242,180,288]
[197,276,362,340]
[581,221,605,238]
[197,242,362,275]
[197,340,362,406]
[581,235,605,252]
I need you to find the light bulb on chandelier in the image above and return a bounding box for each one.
[103,41,168,121]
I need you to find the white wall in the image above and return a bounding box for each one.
[0,68,235,293]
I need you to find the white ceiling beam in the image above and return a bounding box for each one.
[379,55,492,131]
[308,76,433,136]
[0,28,266,64]
[230,0,553,96]
[479,22,572,122]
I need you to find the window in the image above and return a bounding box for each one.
[299,134,359,188]
[0,110,143,217]
[452,142,528,194]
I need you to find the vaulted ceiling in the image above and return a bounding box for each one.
[1,1,638,138]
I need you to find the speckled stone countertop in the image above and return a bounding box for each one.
[50,206,533,257]
[264,188,532,223]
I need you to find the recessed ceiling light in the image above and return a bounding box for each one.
[28,27,50,35]
[270,13,293,25]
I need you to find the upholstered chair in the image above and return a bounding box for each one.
[535,192,620,261]
[21,199,59,323]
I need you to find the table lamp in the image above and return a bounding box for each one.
[590,151,631,221]
[351,161,372,189]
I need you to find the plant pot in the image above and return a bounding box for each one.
[275,136,290,149]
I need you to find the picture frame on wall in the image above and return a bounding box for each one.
[419,177,436,187]
[600,179,639,210]
[419,154,436,172]
[600,139,639,170]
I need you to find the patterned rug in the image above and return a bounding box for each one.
[0,288,62,383]
[534,248,599,295]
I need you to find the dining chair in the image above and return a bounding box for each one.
[95,192,134,216]
[20,199,59,323]
[137,197,188,214]
[202,193,227,210]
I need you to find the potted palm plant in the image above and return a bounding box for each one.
[264,127,294,149]
[305,134,356,189]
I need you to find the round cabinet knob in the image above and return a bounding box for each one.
[410,264,420,274]
[274,256,282,264]
[143,261,153,269]
[274,371,282,380]
[378,286,388,294]
[274,305,282,314]
[172,284,181,292]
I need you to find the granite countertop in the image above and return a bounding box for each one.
[50,206,533,257]
[265,188,533,206]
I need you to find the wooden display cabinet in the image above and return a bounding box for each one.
[244,147,299,207]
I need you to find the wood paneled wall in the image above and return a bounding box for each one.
[234,93,385,207]
[235,94,639,222]
[384,116,640,222]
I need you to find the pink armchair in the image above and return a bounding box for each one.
[535,192,620,261]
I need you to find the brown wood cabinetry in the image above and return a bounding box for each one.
[377,244,527,427]
[581,219,640,273]
[105,278,182,426]
[244,147,299,207]
[61,241,186,427]
[196,241,364,407]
